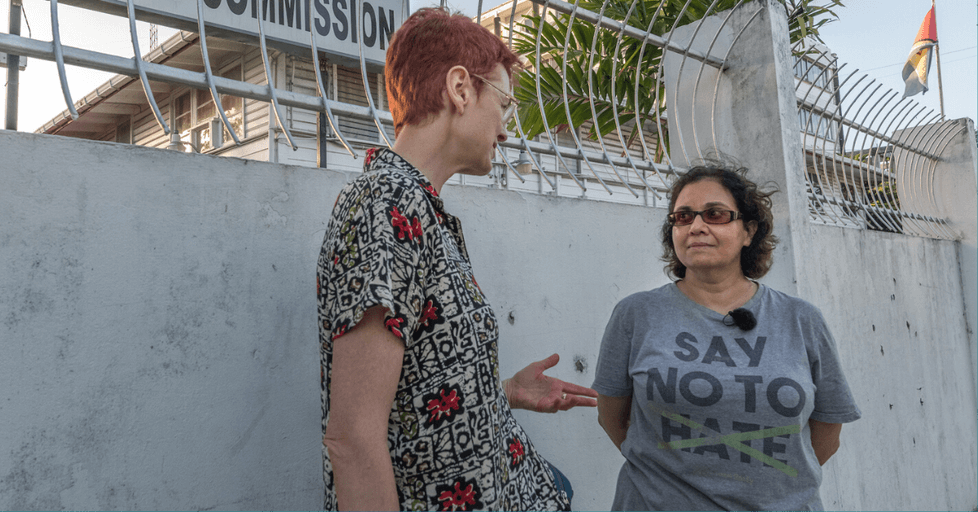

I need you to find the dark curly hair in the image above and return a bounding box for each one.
[661,163,779,280]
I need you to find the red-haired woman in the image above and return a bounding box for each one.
[316,8,597,511]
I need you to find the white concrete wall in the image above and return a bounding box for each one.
[0,2,974,509]
[800,226,977,511]
[0,129,664,510]
[2,115,976,510]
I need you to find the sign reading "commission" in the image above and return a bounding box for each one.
[58,0,406,66]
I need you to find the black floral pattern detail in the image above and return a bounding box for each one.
[507,436,526,468]
[413,295,445,340]
[422,383,465,428]
[434,477,484,511]
[317,148,570,511]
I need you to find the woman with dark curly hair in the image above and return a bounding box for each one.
[591,164,861,510]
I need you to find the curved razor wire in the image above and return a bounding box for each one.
[309,22,356,158]
[685,0,729,160]
[50,0,78,120]
[356,13,393,148]
[532,0,589,193]
[581,0,637,196]
[195,0,241,145]
[126,0,169,134]
[255,6,297,150]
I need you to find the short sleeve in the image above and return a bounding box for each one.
[592,299,635,397]
[317,178,429,347]
[805,307,862,424]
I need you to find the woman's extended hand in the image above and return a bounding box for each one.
[503,354,599,413]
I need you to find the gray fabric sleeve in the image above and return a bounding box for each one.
[806,306,862,424]
[592,298,635,397]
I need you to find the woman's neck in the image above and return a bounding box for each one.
[676,271,757,315]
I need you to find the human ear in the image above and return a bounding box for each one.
[744,220,758,247]
[444,65,471,115]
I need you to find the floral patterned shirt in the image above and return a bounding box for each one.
[317,148,570,511]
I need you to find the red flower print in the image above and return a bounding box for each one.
[419,300,439,327]
[508,438,525,467]
[426,388,461,424]
[424,184,439,197]
[331,325,348,341]
[438,482,477,511]
[385,316,405,339]
[364,147,378,166]
[390,207,423,242]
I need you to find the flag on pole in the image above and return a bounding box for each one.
[902,7,938,98]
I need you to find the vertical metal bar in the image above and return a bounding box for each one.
[798,52,843,225]
[50,0,78,120]
[5,0,22,130]
[532,0,588,192]
[912,121,955,238]
[604,0,657,196]
[195,0,241,145]
[508,5,555,191]
[812,55,858,227]
[708,3,761,162]
[309,20,356,158]
[905,115,952,237]
[355,14,392,148]
[126,0,169,134]
[676,0,724,160]
[255,4,297,150]
[630,0,673,191]
[927,121,962,238]
[554,0,614,194]
[580,0,631,194]
[496,146,526,183]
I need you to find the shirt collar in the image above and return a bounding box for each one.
[364,147,444,209]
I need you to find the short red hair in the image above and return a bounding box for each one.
[385,8,519,136]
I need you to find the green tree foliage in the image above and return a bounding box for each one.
[511,0,844,147]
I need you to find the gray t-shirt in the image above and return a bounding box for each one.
[592,283,861,511]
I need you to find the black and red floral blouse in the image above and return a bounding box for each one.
[317,148,569,511]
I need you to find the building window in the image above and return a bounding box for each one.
[794,56,829,88]
[115,119,131,144]
[798,108,836,141]
[171,61,245,152]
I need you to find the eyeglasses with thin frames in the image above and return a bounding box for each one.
[470,72,518,125]
[667,208,744,226]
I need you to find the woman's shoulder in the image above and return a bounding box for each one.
[615,283,678,312]
[758,285,825,320]
[337,165,432,216]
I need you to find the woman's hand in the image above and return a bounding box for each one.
[502,354,598,412]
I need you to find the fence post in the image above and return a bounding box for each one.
[5,0,22,130]
[663,0,810,296]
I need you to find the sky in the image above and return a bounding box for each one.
[2,0,975,133]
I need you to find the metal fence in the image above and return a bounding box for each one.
[0,0,963,239]
[793,40,963,239]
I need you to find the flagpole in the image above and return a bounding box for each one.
[933,0,946,120]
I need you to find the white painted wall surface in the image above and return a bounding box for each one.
[0,130,663,510]
[1,119,975,510]
[0,3,974,508]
